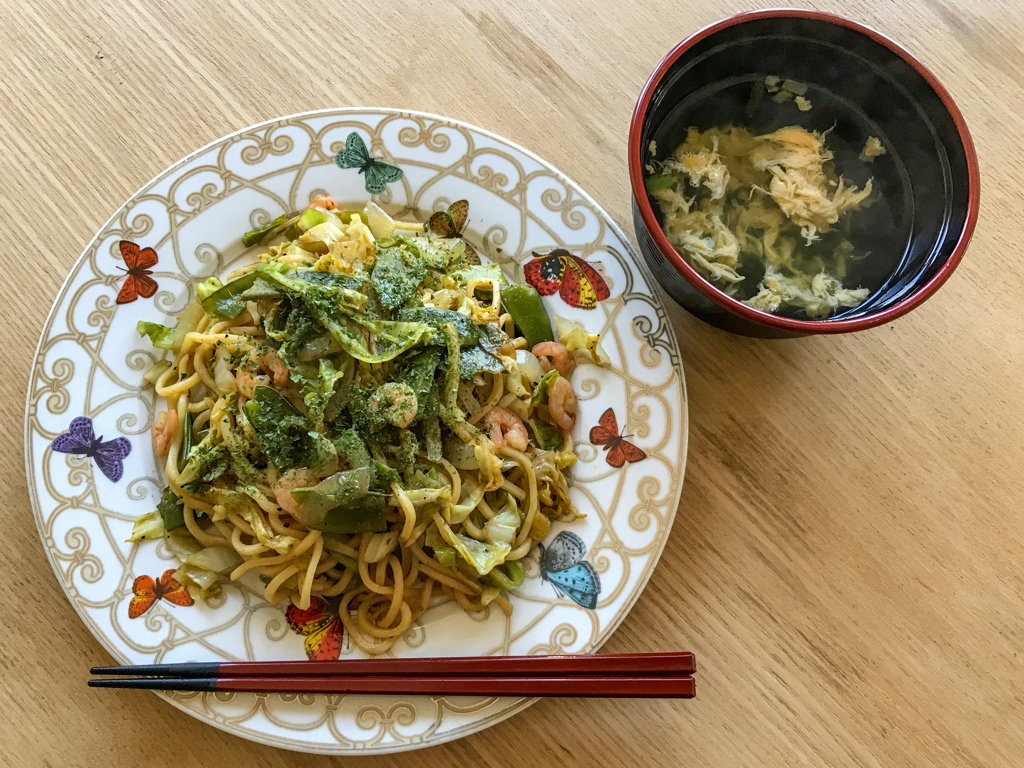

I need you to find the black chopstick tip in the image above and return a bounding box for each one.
[89,678,147,688]
[90,661,222,678]
[89,677,218,691]
[90,666,122,675]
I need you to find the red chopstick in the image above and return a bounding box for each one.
[91,652,695,679]
[89,652,697,698]
[89,674,695,698]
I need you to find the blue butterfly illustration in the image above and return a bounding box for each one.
[51,416,132,482]
[539,531,601,609]
[334,132,404,195]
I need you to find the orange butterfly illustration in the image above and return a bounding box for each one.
[428,199,480,264]
[128,569,194,619]
[589,408,647,468]
[286,595,345,661]
[523,249,610,309]
[115,240,159,304]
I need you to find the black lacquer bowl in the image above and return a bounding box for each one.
[628,9,980,338]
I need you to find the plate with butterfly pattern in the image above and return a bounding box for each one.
[25,108,687,754]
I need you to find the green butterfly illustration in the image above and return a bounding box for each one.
[334,132,404,195]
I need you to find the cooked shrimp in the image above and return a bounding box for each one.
[236,347,289,398]
[547,376,578,431]
[307,195,338,210]
[275,468,319,517]
[152,410,177,457]
[261,348,288,386]
[235,369,268,399]
[532,341,573,377]
[484,406,529,451]
[370,382,418,428]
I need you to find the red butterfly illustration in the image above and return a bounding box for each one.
[589,408,647,468]
[523,248,610,309]
[128,569,194,619]
[286,595,345,661]
[115,240,159,304]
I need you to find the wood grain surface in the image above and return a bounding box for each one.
[3,1,1022,765]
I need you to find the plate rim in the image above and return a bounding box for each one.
[24,106,689,754]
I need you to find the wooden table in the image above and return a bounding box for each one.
[3,1,1021,765]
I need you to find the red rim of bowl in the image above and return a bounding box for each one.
[628,8,981,334]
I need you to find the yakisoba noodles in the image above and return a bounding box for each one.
[130,197,605,655]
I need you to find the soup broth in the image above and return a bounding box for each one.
[646,76,913,320]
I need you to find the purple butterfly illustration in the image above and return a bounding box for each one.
[51,417,132,482]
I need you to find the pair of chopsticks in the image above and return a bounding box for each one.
[90,652,696,698]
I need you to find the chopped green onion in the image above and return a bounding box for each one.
[645,174,674,193]
[243,213,290,247]
[178,412,193,474]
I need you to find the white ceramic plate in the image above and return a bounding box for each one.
[25,109,687,754]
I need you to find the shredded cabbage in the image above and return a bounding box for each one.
[213,345,236,393]
[449,533,510,576]
[364,201,396,238]
[143,359,171,386]
[534,450,578,519]
[363,530,400,563]
[447,474,484,524]
[172,543,243,599]
[554,316,608,365]
[136,321,174,349]
[483,505,520,545]
[183,546,243,574]
[300,221,346,249]
[444,438,479,471]
[515,349,545,384]
[239,499,299,554]
[164,528,203,561]
[126,511,165,542]
[171,299,205,353]
[174,565,220,597]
